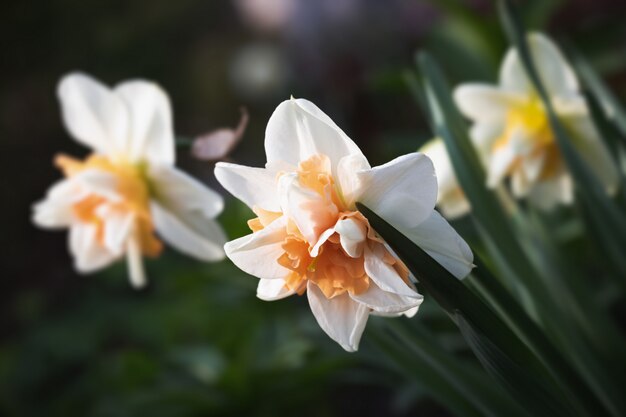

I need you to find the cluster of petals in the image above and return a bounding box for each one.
[33,73,226,287]
[215,98,473,351]
[452,32,617,210]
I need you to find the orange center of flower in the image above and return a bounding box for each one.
[249,154,410,299]
[493,96,562,180]
[56,154,162,257]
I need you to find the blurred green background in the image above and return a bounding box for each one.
[2,1,625,416]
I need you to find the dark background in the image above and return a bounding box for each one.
[1,1,625,416]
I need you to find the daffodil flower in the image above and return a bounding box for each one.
[420,138,470,219]
[33,73,226,288]
[215,98,473,351]
[454,33,618,209]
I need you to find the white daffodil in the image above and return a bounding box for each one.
[454,32,618,209]
[215,98,473,351]
[420,138,470,219]
[33,73,226,288]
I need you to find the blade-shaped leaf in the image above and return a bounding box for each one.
[357,203,580,417]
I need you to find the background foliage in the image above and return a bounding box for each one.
[2,1,626,416]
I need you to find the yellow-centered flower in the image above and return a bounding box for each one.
[33,73,226,287]
[215,98,473,351]
[454,33,618,209]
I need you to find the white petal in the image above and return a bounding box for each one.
[528,173,572,210]
[114,80,175,165]
[511,170,531,198]
[405,211,474,279]
[224,216,290,280]
[307,282,370,352]
[350,281,422,314]
[438,192,471,220]
[149,165,224,219]
[69,224,117,272]
[486,133,521,188]
[151,202,226,261]
[214,162,281,211]
[264,98,365,174]
[336,153,371,206]
[257,278,295,301]
[420,138,455,192]
[126,235,147,289]
[357,153,437,230]
[500,32,578,98]
[335,218,367,258]
[364,244,419,298]
[32,179,77,228]
[57,72,128,156]
[454,84,521,123]
[524,152,546,184]
[103,212,134,254]
[470,122,504,157]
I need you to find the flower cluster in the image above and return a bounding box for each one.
[32,31,614,352]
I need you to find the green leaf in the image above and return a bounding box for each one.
[567,44,626,138]
[380,320,533,417]
[456,313,568,417]
[356,203,579,417]
[368,324,488,417]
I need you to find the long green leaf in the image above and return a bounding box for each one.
[456,313,567,417]
[357,203,579,417]
[368,329,485,417]
[379,320,532,417]
[567,44,626,138]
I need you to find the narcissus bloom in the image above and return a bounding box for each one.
[420,138,470,219]
[33,73,226,288]
[215,98,473,351]
[454,33,618,209]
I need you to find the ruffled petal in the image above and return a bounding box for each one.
[307,282,370,352]
[335,218,367,258]
[264,98,365,175]
[214,162,281,211]
[357,153,437,230]
[57,72,128,156]
[405,211,474,279]
[69,224,118,272]
[349,280,422,314]
[364,244,419,297]
[257,278,296,301]
[114,80,175,165]
[224,216,290,280]
[102,211,134,255]
[281,174,338,246]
